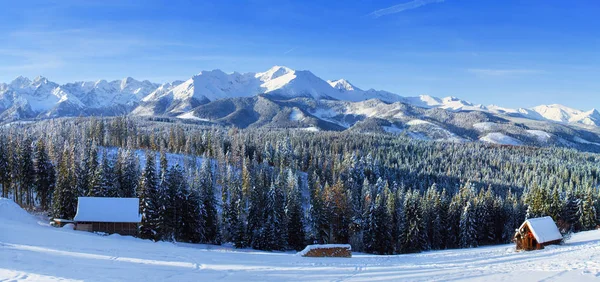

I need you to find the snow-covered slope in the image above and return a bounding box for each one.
[2,197,600,281]
[480,132,523,146]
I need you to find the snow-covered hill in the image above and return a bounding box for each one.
[1,197,600,281]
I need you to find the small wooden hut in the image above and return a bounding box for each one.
[73,197,141,236]
[513,216,563,251]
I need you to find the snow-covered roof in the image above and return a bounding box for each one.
[520,216,563,244]
[74,197,141,223]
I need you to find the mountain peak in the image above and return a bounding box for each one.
[32,76,50,85]
[328,79,359,91]
[120,76,137,89]
[10,76,32,88]
[256,66,295,81]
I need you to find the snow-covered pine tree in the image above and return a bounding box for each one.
[199,158,220,244]
[116,149,139,198]
[52,146,77,219]
[82,141,99,197]
[139,151,160,241]
[180,180,203,243]
[166,164,186,241]
[371,190,392,254]
[16,138,35,206]
[88,160,107,197]
[265,181,286,251]
[34,139,55,210]
[579,187,598,231]
[459,201,478,248]
[285,169,305,251]
[401,190,425,253]
[0,137,9,198]
[308,172,327,244]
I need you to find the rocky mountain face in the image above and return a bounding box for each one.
[2,66,600,151]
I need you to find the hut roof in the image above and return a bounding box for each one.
[74,197,142,223]
[519,216,562,244]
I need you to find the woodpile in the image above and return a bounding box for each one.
[299,244,352,258]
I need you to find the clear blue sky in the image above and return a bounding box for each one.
[1,0,599,109]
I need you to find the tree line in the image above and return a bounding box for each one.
[0,116,599,254]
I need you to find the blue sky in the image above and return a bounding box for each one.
[1,0,599,109]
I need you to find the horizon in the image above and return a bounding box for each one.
[1,0,599,109]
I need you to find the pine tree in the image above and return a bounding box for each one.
[324,180,351,244]
[16,139,35,206]
[52,147,77,219]
[165,164,186,241]
[34,139,55,210]
[0,138,10,199]
[180,183,203,243]
[308,173,327,244]
[116,149,139,198]
[88,162,107,197]
[82,142,99,197]
[265,181,286,251]
[139,151,160,241]
[459,201,478,248]
[285,170,305,251]
[401,190,425,253]
[199,159,220,244]
[579,187,597,231]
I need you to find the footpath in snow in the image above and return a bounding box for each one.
[1,197,600,281]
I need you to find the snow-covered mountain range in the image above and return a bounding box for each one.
[2,65,600,150]
[2,66,597,127]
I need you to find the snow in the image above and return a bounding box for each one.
[526,130,552,142]
[383,125,403,134]
[296,244,351,257]
[327,79,357,91]
[2,197,600,281]
[300,127,320,132]
[520,216,563,244]
[480,133,523,146]
[473,122,497,131]
[99,147,206,171]
[73,197,142,223]
[573,136,600,146]
[177,112,210,122]
[407,119,432,126]
[289,108,305,121]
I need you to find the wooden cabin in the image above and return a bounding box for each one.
[73,197,141,236]
[514,216,563,251]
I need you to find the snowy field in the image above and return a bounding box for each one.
[1,198,600,282]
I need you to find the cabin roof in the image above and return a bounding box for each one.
[519,216,563,244]
[74,197,142,223]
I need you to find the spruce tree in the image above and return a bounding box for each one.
[459,201,478,248]
[139,151,160,241]
[52,147,77,219]
[34,139,55,210]
[199,159,220,244]
[285,171,305,251]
